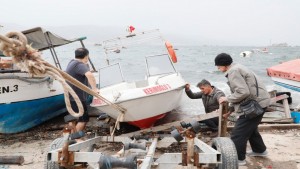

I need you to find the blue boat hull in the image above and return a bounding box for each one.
[0,94,66,134]
[274,81,300,92]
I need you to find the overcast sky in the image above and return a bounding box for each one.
[1,0,300,46]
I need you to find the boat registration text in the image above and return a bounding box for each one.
[0,85,19,94]
[143,84,171,95]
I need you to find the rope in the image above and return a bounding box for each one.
[0,31,127,133]
[0,32,83,117]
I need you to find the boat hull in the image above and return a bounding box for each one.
[0,94,66,134]
[0,72,66,133]
[271,77,300,92]
[94,88,183,129]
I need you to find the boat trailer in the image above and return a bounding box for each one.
[45,103,238,169]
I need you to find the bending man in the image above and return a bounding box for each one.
[214,53,270,166]
[185,79,225,136]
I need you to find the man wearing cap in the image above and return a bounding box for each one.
[214,53,270,166]
[185,79,225,137]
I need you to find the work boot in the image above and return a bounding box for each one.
[247,150,268,157]
[238,160,246,166]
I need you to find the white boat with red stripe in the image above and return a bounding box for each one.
[91,29,186,129]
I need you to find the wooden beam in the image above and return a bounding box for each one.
[219,103,228,137]
[227,124,300,131]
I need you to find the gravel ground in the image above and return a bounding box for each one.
[0,114,300,169]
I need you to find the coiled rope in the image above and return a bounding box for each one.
[0,32,126,120]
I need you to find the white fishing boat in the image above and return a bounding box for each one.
[0,27,96,133]
[91,30,186,129]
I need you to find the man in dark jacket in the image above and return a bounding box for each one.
[185,79,225,136]
[215,53,270,166]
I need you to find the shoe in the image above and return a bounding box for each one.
[247,150,268,157]
[238,160,246,166]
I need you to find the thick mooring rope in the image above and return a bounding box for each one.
[0,32,84,117]
[0,31,127,134]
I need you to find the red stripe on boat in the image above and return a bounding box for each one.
[128,113,167,129]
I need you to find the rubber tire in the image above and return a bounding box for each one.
[211,137,238,169]
[44,137,65,169]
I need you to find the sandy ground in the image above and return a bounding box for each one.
[0,116,300,169]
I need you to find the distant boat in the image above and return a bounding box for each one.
[271,43,288,47]
[240,51,253,57]
[0,27,96,134]
[251,48,269,54]
[267,59,300,92]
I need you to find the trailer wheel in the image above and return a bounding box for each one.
[44,137,65,169]
[211,137,238,169]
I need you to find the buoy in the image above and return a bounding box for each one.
[165,41,177,63]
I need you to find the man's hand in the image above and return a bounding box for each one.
[223,112,232,119]
[218,96,228,104]
[185,83,190,90]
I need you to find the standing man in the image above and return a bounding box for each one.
[214,53,270,166]
[66,48,99,132]
[185,79,225,137]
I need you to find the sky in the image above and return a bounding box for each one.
[1,0,300,46]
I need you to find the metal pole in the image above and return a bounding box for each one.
[44,32,62,69]
[0,156,24,165]
[140,137,158,169]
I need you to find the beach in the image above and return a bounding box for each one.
[1,115,300,169]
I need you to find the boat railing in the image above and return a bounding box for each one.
[102,29,163,53]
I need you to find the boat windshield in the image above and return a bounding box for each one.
[146,54,176,76]
[99,63,124,88]
[98,54,176,88]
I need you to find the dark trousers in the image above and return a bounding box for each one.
[70,100,89,122]
[231,113,266,160]
[202,117,219,131]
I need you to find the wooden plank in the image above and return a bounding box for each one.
[283,99,291,118]
[261,118,294,123]
[270,94,289,104]
[219,103,228,137]
[228,124,300,131]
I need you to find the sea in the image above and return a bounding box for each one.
[41,43,300,115]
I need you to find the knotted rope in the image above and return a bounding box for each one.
[0,32,84,117]
[0,31,127,119]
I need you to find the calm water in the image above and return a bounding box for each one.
[43,44,300,115]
